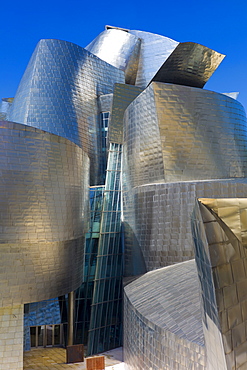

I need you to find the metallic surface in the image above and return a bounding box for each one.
[0,120,89,307]
[151,42,225,88]
[8,39,124,184]
[0,305,23,370]
[123,82,247,189]
[109,84,143,144]
[124,260,206,370]
[123,179,247,276]
[0,98,13,120]
[85,28,141,85]
[68,291,75,346]
[98,94,113,113]
[2,24,247,368]
[192,199,247,369]
[129,29,179,88]
[199,198,247,247]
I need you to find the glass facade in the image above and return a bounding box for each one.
[74,186,104,346]
[87,143,123,355]
[99,111,110,183]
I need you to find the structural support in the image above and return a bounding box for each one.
[68,291,74,346]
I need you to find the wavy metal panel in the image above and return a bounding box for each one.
[0,121,89,306]
[8,39,124,184]
[123,82,247,189]
[85,29,141,84]
[109,84,143,144]
[124,261,206,369]
[123,179,247,275]
[129,30,179,88]
[151,42,225,88]
[192,198,247,369]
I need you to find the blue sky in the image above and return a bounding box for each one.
[1,0,247,112]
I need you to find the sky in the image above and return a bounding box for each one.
[1,0,247,112]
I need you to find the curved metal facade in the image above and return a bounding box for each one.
[124,260,206,369]
[85,29,141,85]
[152,42,225,88]
[0,120,89,307]
[8,39,124,184]
[192,199,247,369]
[123,179,247,275]
[129,29,179,88]
[123,82,247,188]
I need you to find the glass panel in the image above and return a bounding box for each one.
[46,325,53,346]
[54,325,60,345]
[87,143,123,355]
[38,326,44,346]
[30,327,36,347]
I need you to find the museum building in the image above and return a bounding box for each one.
[1,25,247,369]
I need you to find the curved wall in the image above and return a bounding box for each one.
[8,39,124,184]
[0,121,89,307]
[85,29,141,84]
[124,260,206,370]
[152,42,225,88]
[192,199,247,369]
[123,179,247,275]
[129,30,179,88]
[123,82,247,189]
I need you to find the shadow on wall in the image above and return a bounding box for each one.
[123,222,147,277]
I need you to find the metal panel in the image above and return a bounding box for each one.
[123,82,247,189]
[8,39,124,184]
[98,94,113,113]
[192,199,247,369]
[129,29,179,88]
[151,42,225,88]
[123,179,247,276]
[85,29,141,85]
[109,84,143,144]
[124,260,206,369]
[0,120,89,306]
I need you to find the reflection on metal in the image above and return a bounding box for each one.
[222,92,239,99]
[85,29,141,85]
[123,180,247,275]
[192,198,247,369]
[129,29,179,88]
[0,120,89,306]
[98,94,113,113]
[124,40,141,85]
[199,198,247,247]
[124,261,206,369]
[151,42,225,88]
[3,24,247,369]
[0,97,13,120]
[123,82,247,188]
[8,39,124,184]
[109,84,143,144]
